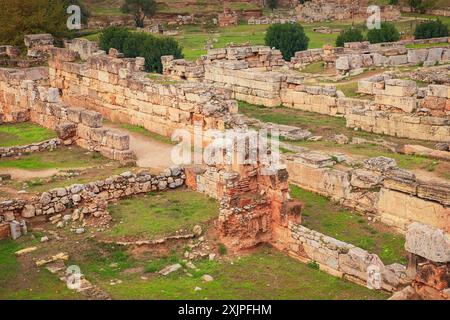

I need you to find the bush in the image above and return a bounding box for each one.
[367,23,400,44]
[265,23,309,61]
[414,20,449,39]
[99,27,183,73]
[335,28,365,47]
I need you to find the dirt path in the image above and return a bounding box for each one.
[103,124,175,170]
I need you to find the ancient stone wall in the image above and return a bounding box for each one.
[185,160,302,251]
[0,168,185,222]
[24,34,54,58]
[390,223,449,300]
[285,153,450,233]
[0,67,135,164]
[48,47,238,138]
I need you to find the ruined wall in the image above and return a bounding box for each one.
[49,47,238,138]
[185,161,302,251]
[0,66,135,164]
[0,168,185,223]
[285,153,450,233]
[390,223,449,300]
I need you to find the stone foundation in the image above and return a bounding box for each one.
[0,138,61,158]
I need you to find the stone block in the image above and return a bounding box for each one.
[56,122,76,140]
[80,110,102,128]
[405,223,450,263]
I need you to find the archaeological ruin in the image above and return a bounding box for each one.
[0,0,449,303]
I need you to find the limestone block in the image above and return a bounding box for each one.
[335,56,349,71]
[47,88,60,103]
[106,131,130,151]
[426,48,444,62]
[339,247,384,281]
[375,95,416,113]
[405,222,450,263]
[427,85,449,98]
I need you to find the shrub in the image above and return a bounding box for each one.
[335,28,365,47]
[121,0,156,28]
[414,20,449,39]
[367,23,400,44]
[99,27,183,73]
[265,23,309,61]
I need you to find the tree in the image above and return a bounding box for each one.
[121,0,157,28]
[388,0,399,5]
[265,23,309,61]
[414,20,449,39]
[367,23,400,44]
[99,27,183,73]
[335,28,364,47]
[267,0,278,11]
[0,0,70,47]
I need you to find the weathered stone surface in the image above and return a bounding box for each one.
[405,223,450,263]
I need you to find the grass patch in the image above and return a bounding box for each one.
[290,185,406,265]
[0,147,110,170]
[84,246,388,300]
[0,123,56,148]
[104,189,219,240]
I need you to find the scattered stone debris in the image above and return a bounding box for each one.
[35,252,69,267]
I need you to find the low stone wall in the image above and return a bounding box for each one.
[285,223,409,292]
[0,168,185,222]
[285,153,450,233]
[0,67,135,164]
[0,138,61,158]
[49,47,238,138]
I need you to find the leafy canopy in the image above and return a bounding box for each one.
[265,23,309,61]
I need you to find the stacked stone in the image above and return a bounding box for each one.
[218,8,238,27]
[286,152,450,233]
[288,223,410,292]
[281,84,338,115]
[0,138,61,158]
[64,38,100,61]
[48,47,237,137]
[0,168,185,222]
[203,46,284,68]
[290,48,325,69]
[161,55,205,82]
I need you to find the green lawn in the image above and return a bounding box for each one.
[0,147,111,170]
[104,189,219,240]
[0,239,81,300]
[406,42,450,49]
[290,185,406,265]
[0,123,56,148]
[79,245,388,300]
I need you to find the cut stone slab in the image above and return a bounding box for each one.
[405,223,450,263]
[15,246,38,256]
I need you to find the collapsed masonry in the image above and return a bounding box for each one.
[391,223,450,300]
